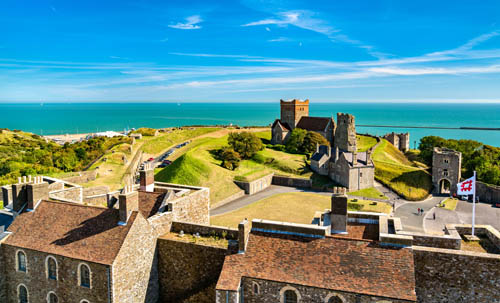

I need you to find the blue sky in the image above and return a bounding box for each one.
[1,0,500,103]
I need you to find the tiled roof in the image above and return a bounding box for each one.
[271,119,292,132]
[138,191,166,218]
[296,116,333,132]
[340,151,371,166]
[216,232,417,301]
[4,200,136,265]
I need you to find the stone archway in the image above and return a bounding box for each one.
[439,178,451,194]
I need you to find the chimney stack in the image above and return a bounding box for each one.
[27,176,49,211]
[352,152,358,165]
[12,176,32,212]
[334,146,339,162]
[330,187,348,234]
[118,184,139,225]
[366,150,372,164]
[238,219,251,253]
[316,143,320,153]
[140,162,155,192]
[1,185,13,207]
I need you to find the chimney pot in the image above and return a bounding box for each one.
[140,164,155,192]
[119,190,139,224]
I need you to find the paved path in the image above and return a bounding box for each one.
[394,196,444,233]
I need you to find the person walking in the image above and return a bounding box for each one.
[433,212,436,220]
[417,208,420,215]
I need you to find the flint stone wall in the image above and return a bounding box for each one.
[272,175,311,188]
[62,170,97,184]
[49,186,82,203]
[1,245,110,303]
[476,181,500,204]
[170,221,238,240]
[158,238,228,303]
[413,246,500,303]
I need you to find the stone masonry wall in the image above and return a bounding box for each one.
[335,113,357,153]
[171,188,210,225]
[413,246,500,303]
[234,173,274,195]
[112,212,158,303]
[62,170,98,184]
[476,181,500,204]
[49,186,82,203]
[240,278,414,303]
[272,175,312,188]
[158,238,229,302]
[1,244,110,303]
[170,221,239,240]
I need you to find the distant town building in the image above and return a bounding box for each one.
[384,132,410,152]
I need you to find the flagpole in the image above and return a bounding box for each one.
[472,171,476,236]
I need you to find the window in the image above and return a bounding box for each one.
[443,169,449,177]
[80,301,90,303]
[18,284,28,303]
[47,292,58,303]
[444,159,449,164]
[328,296,343,303]
[284,290,297,303]
[47,257,57,280]
[17,251,27,272]
[79,264,91,288]
[252,282,259,295]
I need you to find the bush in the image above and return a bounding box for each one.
[220,148,241,170]
[228,132,263,159]
[302,131,329,154]
[286,128,307,153]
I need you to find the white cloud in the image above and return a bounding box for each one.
[168,15,203,30]
[265,27,271,32]
[268,37,289,42]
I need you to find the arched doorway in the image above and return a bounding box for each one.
[439,179,451,194]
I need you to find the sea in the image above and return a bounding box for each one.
[0,103,499,147]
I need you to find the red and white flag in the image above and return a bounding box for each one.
[457,175,475,195]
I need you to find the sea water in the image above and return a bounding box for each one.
[0,102,498,147]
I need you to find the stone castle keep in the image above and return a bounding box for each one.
[272,99,374,191]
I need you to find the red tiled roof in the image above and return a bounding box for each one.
[138,191,166,218]
[216,232,417,301]
[4,200,136,265]
[296,116,333,132]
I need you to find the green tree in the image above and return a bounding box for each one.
[228,132,263,159]
[302,131,329,154]
[220,148,241,170]
[286,128,307,153]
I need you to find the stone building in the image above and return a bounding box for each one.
[271,99,335,145]
[0,166,210,302]
[384,132,410,152]
[310,113,375,191]
[432,147,462,194]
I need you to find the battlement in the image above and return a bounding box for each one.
[334,113,357,152]
[280,99,309,105]
[337,112,355,124]
[433,147,461,156]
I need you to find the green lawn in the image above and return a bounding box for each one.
[349,187,388,200]
[139,128,219,155]
[372,139,432,201]
[210,192,391,227]
[357,135,378,152]
[155,131,310,206]
[439,198,458,211]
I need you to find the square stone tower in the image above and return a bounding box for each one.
[432,147,462,194]
[334,113,357,152]
[280,99,309,129]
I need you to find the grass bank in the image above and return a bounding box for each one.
[348,187,388,200]
[210,192,391,227]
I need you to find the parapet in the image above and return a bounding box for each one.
[280,99,309,105]
[337,112,355,124]
[251,219,328,238]
[433,147,461,156]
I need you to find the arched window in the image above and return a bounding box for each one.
[79,264,91,288]
[252,282,259,295]
[17,251,27,272]
[47,292,58,303]
[284,290,297,303]
[18,284,28,303]
[80,300,90,303]
[47,257,57,280]
[328,296,343,303]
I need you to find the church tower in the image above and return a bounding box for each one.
[280,99,309,129]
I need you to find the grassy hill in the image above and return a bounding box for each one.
[155,131,310,206]
[370,138,432,200]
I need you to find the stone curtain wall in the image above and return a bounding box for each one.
[171,188,210,225]
[62,170,98,184]
[413,246,500,303]
[158,238,228,303]
[215,190,245,208]
[272,175,312,188]
[476,181,500,204]
[234,173,274,195]
[1,245,110,303]
[112,213,159,303]
[49,186,82,203]
[170,221,238,240]
[240,278,414,303]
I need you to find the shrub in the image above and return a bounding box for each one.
[302,131,329,154]
[220,148,241,170]
[286,128,307,153]
[228,132,263,159]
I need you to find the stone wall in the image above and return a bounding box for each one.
[214,190,245,208]
[112,212,158,303]
[49,186,82,203]
[413,246,500,303]
[239,278,414,303]
[1,186,12,206]
[272,175,312,188]
[347,165,374,191]
[82,186,110,206]
[454,224,500,251]
[476,181,500,204]
[335,113,357,152]
[170,221,239,240]
[234,173,274,195]
[158,238,229,302]
[47,181,64,191]
[62,170,97,184]
[0,244,110,303]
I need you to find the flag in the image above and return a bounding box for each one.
[457,175,475,195]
